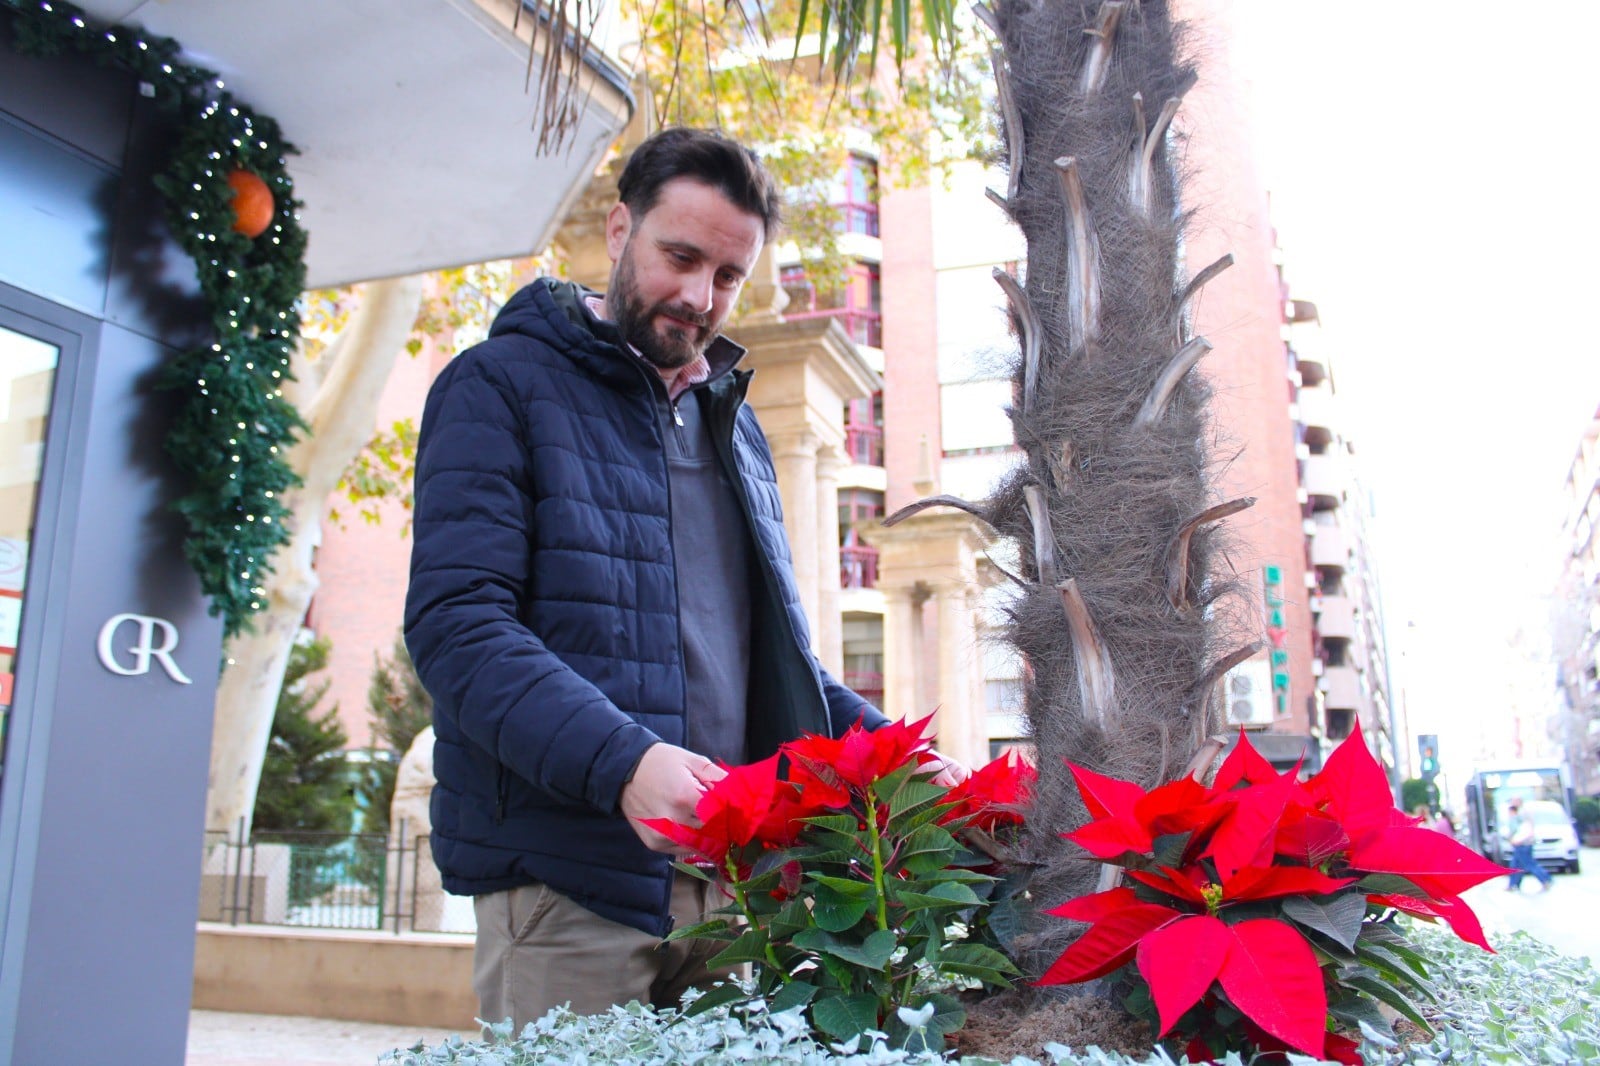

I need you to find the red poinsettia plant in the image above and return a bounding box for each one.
[1038,724,1508,1064]
[644,715,1035,1050]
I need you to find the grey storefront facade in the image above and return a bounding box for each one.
[1,2,631,1060]
[0,26,223,1063]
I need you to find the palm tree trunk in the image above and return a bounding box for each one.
[975,0,1252,971]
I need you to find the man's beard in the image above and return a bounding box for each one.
[608,249,713,371]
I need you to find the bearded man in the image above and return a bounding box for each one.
[405,128,942,1028]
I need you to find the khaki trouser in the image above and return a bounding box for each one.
[473,873,736,1031]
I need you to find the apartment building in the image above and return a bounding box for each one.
[1556,407,1600,794]
[1290,311,1398,769]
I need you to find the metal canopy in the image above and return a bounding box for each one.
[79,0,633,287]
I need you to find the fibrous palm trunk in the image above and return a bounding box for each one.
[892,0,1256,974]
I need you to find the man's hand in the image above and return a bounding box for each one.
[619,742,727,853]
[925,748,970,788]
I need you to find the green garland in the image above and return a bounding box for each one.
[4,0,307,639]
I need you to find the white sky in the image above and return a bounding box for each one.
[1223,1,1600,770]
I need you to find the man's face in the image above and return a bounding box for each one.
[604,177,765,370]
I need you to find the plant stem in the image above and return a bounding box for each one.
[865,787,890,933]
[727,854,784,976]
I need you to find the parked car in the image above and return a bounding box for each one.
[1520,799,1582,874]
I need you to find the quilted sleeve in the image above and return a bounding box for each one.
[403,347,658,813]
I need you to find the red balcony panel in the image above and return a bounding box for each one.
[841,544,879,589]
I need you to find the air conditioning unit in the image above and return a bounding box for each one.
[1224,658,1275,726]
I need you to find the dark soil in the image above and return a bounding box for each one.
[954,988,1157,1063]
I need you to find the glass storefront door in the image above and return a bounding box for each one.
[0,323,60,793]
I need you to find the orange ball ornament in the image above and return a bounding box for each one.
[226,169,274,238]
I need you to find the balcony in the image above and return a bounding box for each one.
[844,422,884,467]
[1309,523,1350,572]
[786,307,883,349]
[1321,665,1362,711]
[1296,386,1336,450]
[1295,349,1328,388]
[844,671,884,708]
[1301,454,1345,511]
[841,544,879,589]
[1314,593,1356,641]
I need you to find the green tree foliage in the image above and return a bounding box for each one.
[251,636,355,835]
[1400,777,1434,814]
[622,0,987,293]
[1573,795,1600,836]
[357,633,434,842]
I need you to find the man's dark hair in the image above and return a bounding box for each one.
[616,127,782,241]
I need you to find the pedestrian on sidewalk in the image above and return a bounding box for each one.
[1505,799,1553,893]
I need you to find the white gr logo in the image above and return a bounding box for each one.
[96,613,193,684]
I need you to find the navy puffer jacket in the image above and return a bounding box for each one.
[404,279,884,936]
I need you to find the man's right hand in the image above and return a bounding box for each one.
[619,742,727,854]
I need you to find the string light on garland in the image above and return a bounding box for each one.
[5,0,308,639]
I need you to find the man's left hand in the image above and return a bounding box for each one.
[925,749,969,788]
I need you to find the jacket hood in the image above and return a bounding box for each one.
[489,278,746,391]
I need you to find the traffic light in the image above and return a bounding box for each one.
[1417,734,1439,779]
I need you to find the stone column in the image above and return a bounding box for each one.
[814,445,846,673]
[933,583,988,768]
[769,428,822,647]
[882,585,921,721]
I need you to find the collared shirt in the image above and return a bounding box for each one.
[585,294,710,400]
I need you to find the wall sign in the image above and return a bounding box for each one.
[96,614,193,684]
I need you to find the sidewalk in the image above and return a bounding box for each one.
[187,1010,476,1066]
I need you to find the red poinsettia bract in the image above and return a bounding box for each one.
[939,749,1037,831]
[1039,724,1509,1061]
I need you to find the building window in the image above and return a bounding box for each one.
[840,153,879,236]
[843,392,884,466]
[839,487,884,589]
[843,652,883,708]
[780,261,882,348]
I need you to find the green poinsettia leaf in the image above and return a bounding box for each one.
[770,898,812,939]
[1281,892,1367,952]
[1150,831,1193,869]
[664,917,736,944]
[707,926,770,970]
[1356,873,1429,899]
[809,873,876,898]
[983,895,1027,953]
[1356,934,1431,984]
[792,927,897,970]
[1327,988,1390,1031]
[811,991,882,1040]
[937,943,1020,976]
[1340,971,1434,1036]
[770,980,819,1015]
[925,867,998,885]
[681,980,751,1017]
[672,860,712,882]
[898,824,961,875]
[887,779,949,819]
[811,895,873,932]
[1353,943,1433,995]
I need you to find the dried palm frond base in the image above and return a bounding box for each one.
[953,988,1155,1062]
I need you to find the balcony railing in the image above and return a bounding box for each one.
[845,422,884,466]
[841,544,879,589]
[784,306,883,348]
[844,671,884,708]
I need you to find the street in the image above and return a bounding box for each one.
[1459,846,1600,968]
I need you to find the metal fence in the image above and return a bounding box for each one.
[199,820,472,934]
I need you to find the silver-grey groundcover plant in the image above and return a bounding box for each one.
[382,924,1600,1066]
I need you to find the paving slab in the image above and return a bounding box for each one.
[187,1009,476,1066]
